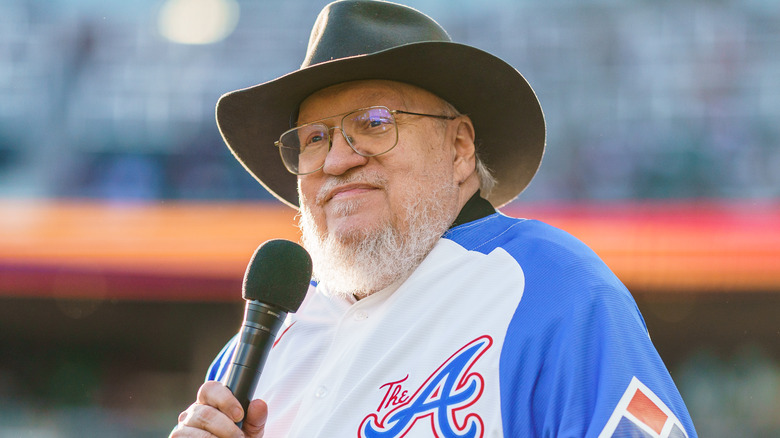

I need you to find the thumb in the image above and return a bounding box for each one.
[242,398,268,438]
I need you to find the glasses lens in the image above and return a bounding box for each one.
[342,107,397,156]
[278,123,330,174]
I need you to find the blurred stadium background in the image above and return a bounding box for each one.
[0,0,778,436]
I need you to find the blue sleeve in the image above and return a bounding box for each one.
[205,333,238,382]
[496,221,696,437]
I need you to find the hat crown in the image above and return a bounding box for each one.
[302,0,451,68]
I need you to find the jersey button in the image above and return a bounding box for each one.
[354,310,368,321]
[314,386,329,399]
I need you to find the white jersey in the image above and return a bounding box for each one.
[207,211,697,437]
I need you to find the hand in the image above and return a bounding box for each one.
[170,380,268,437]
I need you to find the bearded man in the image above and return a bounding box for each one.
[171,1,697,437]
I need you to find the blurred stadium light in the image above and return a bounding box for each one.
[158,0,239,45]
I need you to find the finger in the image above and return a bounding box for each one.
[169,421,217,437]
[196,381,245,423]
[242,399,269,438]
[178,403,243,438]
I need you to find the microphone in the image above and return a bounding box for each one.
[224,239,312,426]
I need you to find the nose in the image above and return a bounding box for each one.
[321,126,369,175]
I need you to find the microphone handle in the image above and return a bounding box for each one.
[224,301,286,426]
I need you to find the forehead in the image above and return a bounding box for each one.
[297,80,439,122]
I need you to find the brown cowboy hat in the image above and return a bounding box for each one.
[216,0,545,208]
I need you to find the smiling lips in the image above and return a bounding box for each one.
[324,183,380,203]
[315,171,388,206]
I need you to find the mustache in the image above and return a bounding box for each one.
[314,171,388,205]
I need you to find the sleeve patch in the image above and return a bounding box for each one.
[599,377,689,438]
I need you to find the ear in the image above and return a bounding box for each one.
[451,116,477,185]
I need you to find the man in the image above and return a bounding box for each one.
[172,1,697,437]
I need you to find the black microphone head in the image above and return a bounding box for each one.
[242,239,312,313]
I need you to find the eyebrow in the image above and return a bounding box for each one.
[295,107,366,127]
[296,88,402,126]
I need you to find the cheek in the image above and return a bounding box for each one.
[415,150,456,186]
[297,177,314,202]
[298,178,325,219]
[397,136,451,176]
[388,155,455,207]
[385,145,454,200]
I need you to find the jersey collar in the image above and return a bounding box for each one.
[450,191,497,229]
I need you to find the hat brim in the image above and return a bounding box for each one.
[216,41,545,208]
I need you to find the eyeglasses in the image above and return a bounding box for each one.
[274,106,457,175]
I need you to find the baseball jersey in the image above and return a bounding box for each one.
[206,205,697,437]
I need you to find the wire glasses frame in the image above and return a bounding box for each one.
[274,106,457,175]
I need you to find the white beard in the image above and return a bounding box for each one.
[298,172,458,299]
